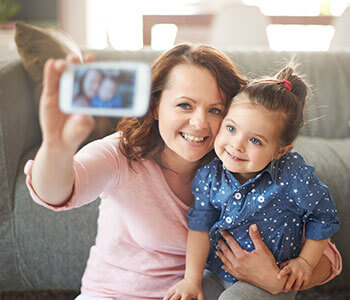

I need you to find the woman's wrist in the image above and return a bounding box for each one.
[41,140,77,158]
[251,265,286,295]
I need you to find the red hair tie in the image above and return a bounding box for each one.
[281,79,292,91]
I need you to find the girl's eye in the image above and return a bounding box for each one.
[209,108,223,115]
[250,138,262,145]
[226,125,236,133]
[178,103,191,109]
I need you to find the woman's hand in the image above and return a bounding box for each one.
[40,53,96,153]
[216,224,288,295]
[163,278,204,300]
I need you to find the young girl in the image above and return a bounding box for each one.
[90,75,123,108]
[164,65,340,300]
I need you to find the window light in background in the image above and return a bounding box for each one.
[267,25,335,51]
[86,0,143,50]
[243,0,350,16]
[85,0,350,51]
[151,24,178,50]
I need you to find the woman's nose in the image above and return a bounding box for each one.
[189,110,208,130]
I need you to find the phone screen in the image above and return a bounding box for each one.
[72,66,137,109]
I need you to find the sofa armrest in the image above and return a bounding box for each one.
[0,55,41,206]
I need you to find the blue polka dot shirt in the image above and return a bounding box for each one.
[187,151,339,283]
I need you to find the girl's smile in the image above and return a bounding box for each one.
[214,93,292,183]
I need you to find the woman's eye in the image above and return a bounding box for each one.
[250,138,261,145]
[178,103,191,109]
[226,125,236,133]
[209,108,223,115]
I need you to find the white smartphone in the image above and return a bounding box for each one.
[59,61,151,117]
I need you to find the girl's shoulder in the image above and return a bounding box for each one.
[277,151,327,188]
[278,150,315,174]
[197,157,223,174]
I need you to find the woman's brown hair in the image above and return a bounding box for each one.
[117,43,247,163]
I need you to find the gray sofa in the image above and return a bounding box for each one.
[0,48,349,299]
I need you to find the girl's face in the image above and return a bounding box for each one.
[98,78,118,101]
[156,64,225,169]
[82,70,103,98]
[214,93,292,183]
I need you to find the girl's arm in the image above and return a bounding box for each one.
[32,56,95,206]
[278,238,328,291]
[163,230,210,300]
[185,230,211,282]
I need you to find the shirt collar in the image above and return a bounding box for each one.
[221,160,277,186]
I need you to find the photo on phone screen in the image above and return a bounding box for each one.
[59,62,151,117]
[73,67,136,109]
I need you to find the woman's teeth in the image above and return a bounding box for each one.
[182,133,205,142]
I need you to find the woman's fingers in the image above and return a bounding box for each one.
[41,59,66,100]
[83,52,96,63]
[216,248,231,269]
[66,53,81,64]
[220,231,241,256]
[248,224,269,252]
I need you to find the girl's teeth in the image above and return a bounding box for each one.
[182,133,205,142]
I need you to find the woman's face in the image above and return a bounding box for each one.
[82,70,103,98]
[156,64,225,168]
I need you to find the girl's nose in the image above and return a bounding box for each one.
[233,136,245,153]
[189,110,208,130]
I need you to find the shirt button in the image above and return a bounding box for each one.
[225,216,232,224]
[258,195,265,203]
[234,192,242,200]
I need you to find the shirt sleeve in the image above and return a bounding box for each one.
[300,172,340,240]
[187,164,220,231]
[24,133,122,211]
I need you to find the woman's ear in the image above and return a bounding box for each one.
[274,144,294,160]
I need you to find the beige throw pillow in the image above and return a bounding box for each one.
[14,21,115,143]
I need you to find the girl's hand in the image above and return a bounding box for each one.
[163,278,204,300]
[40,53,96,153]
[216,224,287,295]
[278,257,313,292]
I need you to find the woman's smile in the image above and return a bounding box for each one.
[180,132,208,143]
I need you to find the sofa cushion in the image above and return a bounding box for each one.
[294,135,350,288]
[14,21,82,108]
[14,21,116,144]
[13,147,100,290]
